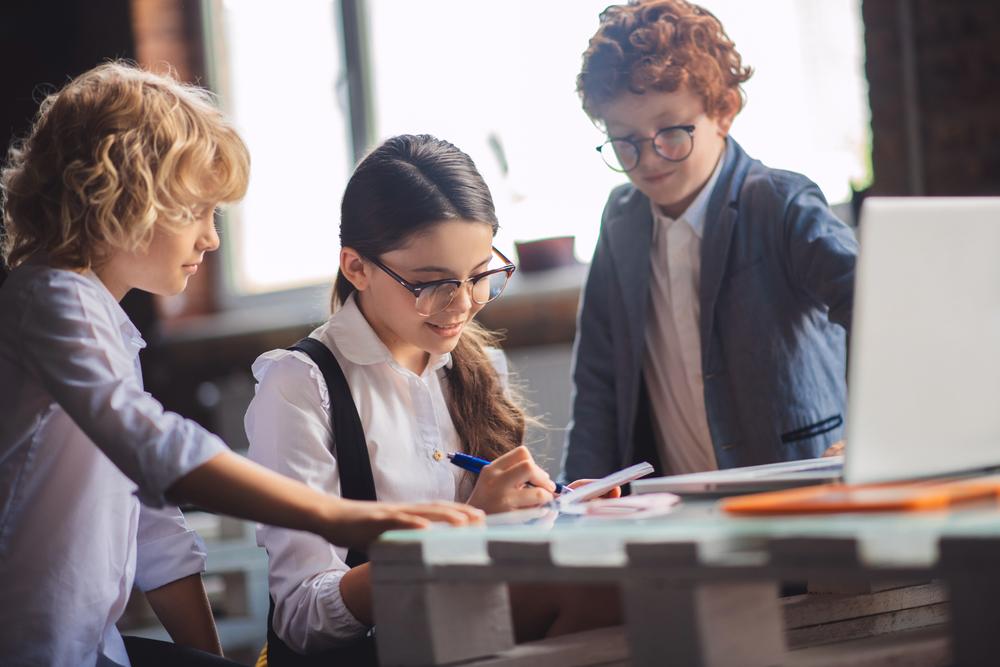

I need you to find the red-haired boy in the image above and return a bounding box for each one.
[564,0,856,480]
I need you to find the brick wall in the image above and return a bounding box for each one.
[863,0,1000,196]
[129,0,219,320]
[0,0,136,287]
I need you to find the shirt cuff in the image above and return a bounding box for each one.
[134,528,208,592]
[136,423,229,508]
[278,570,369,653]
[323,571,368,641]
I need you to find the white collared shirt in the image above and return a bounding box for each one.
[0,262,226,666]
[643,153,724,474]
[245,294,506,652]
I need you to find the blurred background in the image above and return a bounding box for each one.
[1,0,998,662]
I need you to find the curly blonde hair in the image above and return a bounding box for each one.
[1,61,250,270]
[578,0,753,121]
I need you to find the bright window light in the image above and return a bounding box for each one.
[368,0,870,263]
[209,0,353,296]
[211,0,869,295]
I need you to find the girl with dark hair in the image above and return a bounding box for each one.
[246,135,618,664]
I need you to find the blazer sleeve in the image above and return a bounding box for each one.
[783,185,859,333]
[562,198,625,482]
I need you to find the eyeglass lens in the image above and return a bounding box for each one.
[414,270,511,316]
[600,126,693,172]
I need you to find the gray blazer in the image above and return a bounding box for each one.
[562,139,857,480]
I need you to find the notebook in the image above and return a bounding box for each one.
[632,456,842,496]
[558,462,655,507]
[635,197,1000,499]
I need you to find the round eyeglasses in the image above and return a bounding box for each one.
[366,248,516,317]
[596,124,696,172]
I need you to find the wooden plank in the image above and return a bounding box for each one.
[788,603,949,649]
[488,540,554,566]
[787,624,951,667]
[770,537,933,594]
[623,578,786,667]
[784,582,948,628]
[938,536,1000,667]
[807,578,931,594]
[370,541,428,568]
[451,625,628,667]
[769,537,861,569]
[620,540,786,666]
[625,540,701,567]
[373,580,515,667]
[371,540,515,666]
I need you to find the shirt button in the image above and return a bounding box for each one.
[432,450,445,461]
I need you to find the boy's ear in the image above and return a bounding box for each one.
[340,247,371,291]
[716,89,741,136]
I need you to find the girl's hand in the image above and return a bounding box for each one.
[319,499,484,549]
[467,446,556,514]
[566,479,622,500]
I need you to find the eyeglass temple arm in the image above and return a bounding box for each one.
[492,245,516,270]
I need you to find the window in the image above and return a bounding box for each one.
[207,0,870,298]
[204,0,354,297]
[368,0,870,264]
[713,0,871,205]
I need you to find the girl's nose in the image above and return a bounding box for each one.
[446,281,475,313]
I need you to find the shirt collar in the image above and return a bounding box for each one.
[651,148,725,241]
[325,292,452,374]
[80,269,147,354]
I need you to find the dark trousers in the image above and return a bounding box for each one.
[122,636,245,666]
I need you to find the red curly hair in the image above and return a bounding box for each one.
[578,0,753,121]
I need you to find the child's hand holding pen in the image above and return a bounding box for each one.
[449,451,625,514]
[458,446,558,514]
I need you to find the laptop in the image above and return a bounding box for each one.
[632,456,843,496]
[634,197,1000,497]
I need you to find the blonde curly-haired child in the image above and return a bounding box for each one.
[0,62,480,667]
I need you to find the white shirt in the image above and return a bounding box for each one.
[643,154,724,474]
[0,262,227,667]
[245,294,506,653]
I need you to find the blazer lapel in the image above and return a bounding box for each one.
[608,190,654,367]
[700,139,753,359]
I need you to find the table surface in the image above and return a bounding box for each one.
[375,499,1000,571]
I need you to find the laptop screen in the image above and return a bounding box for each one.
[844,197,1000,484]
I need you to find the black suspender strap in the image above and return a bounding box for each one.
[265,337,379,667]
[288,337,377,567]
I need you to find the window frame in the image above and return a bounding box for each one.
[198,0,374,318]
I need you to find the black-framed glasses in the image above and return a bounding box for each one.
[366,247,516,316]
[596,124,696,172]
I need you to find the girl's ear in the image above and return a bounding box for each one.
[340,247,372,291]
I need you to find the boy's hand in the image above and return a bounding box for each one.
[320,499,484,550]
[822,441,845,457]
[566,479,622,500]
[467,446,556,514]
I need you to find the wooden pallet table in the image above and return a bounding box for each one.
[369,501,1000,666]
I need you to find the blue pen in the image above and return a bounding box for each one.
[447,452,565,494]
